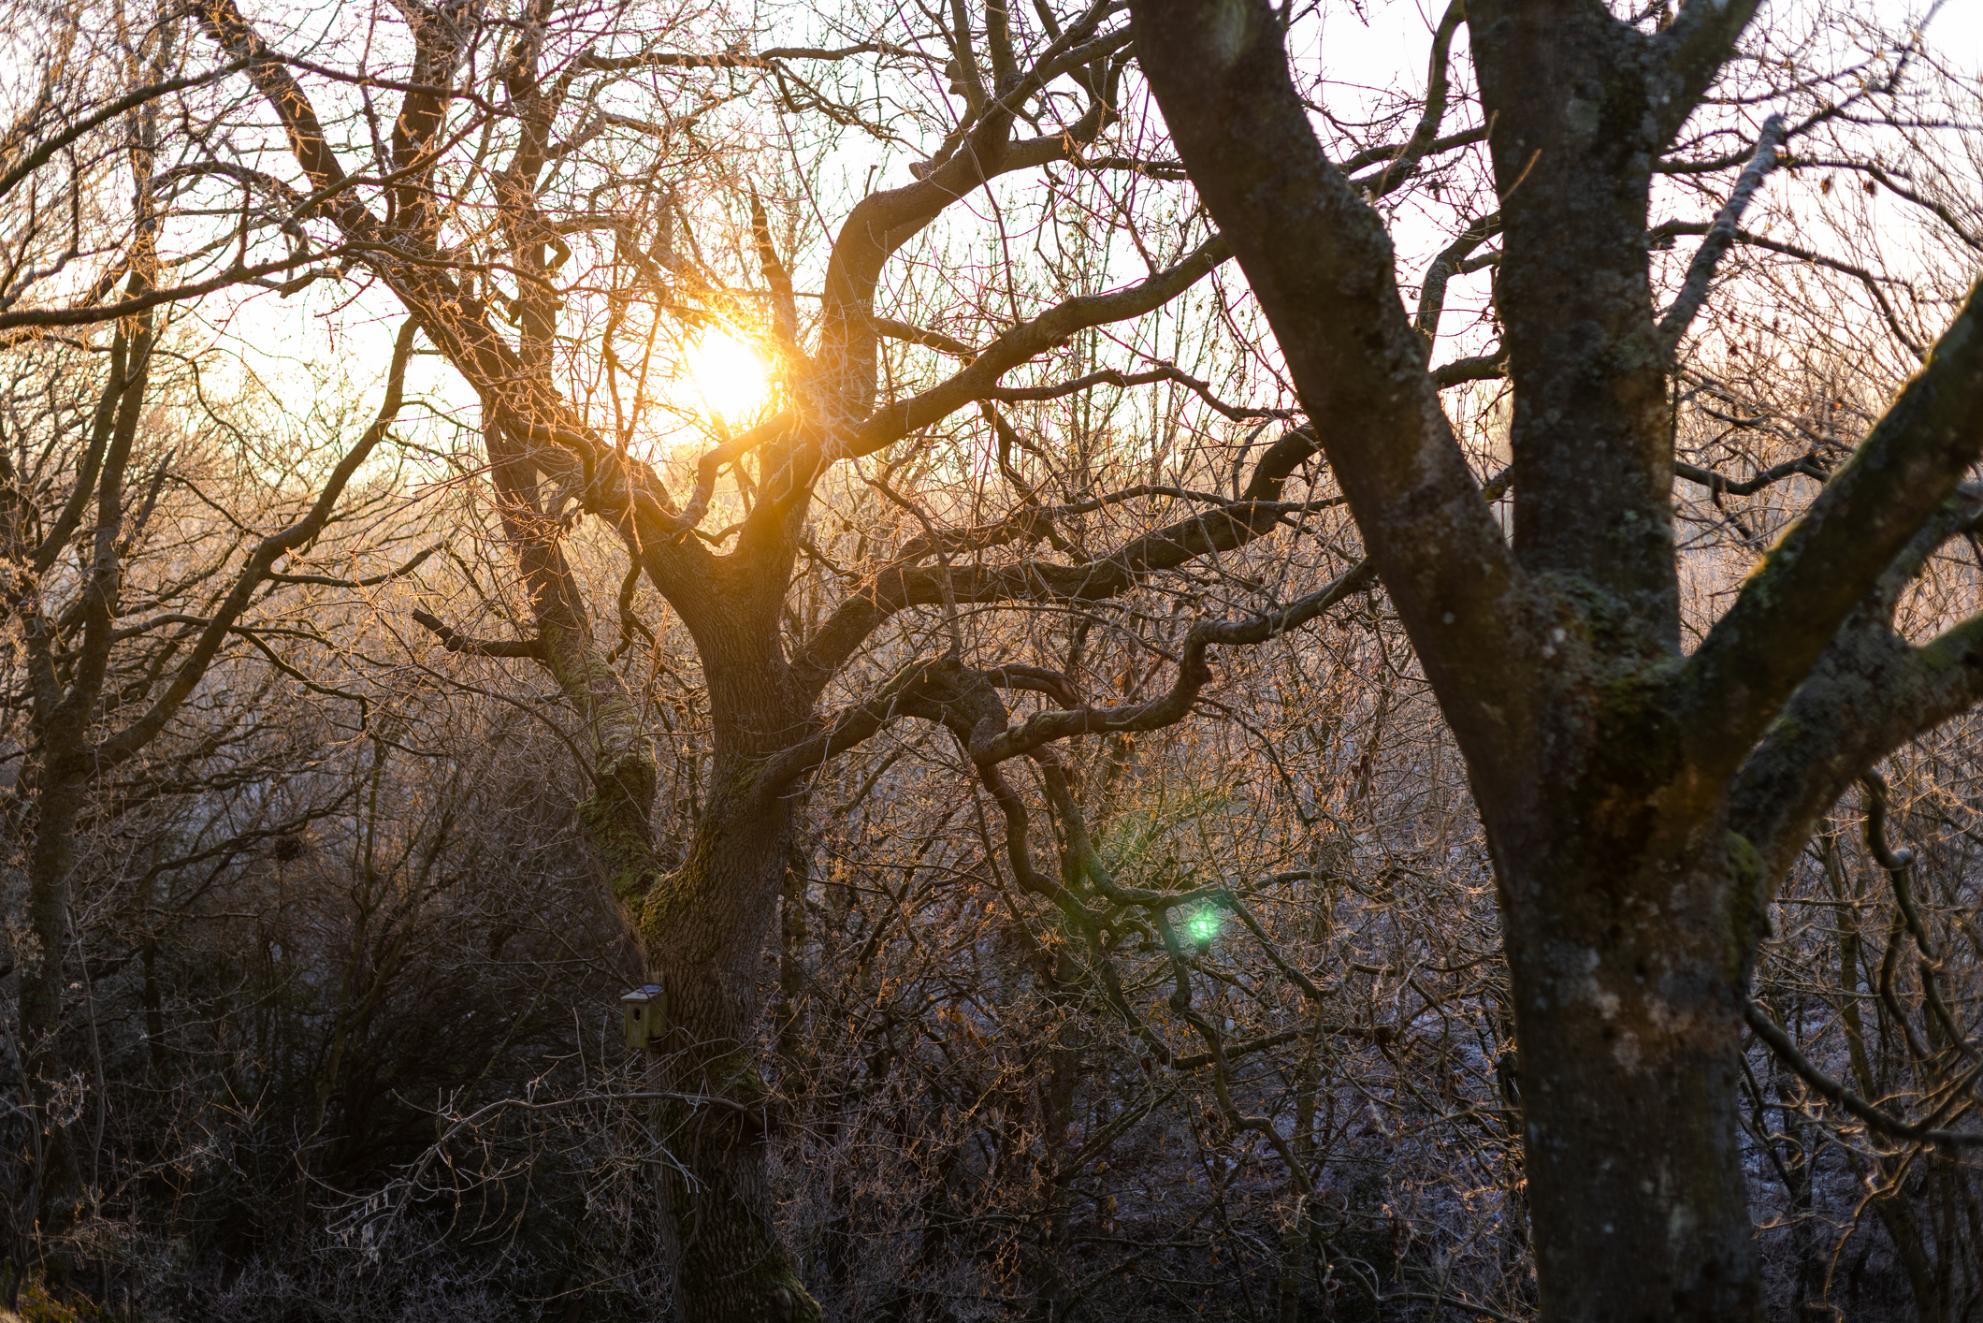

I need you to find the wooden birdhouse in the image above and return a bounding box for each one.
[621,984,665,1050]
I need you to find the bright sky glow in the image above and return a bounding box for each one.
[684,326,775,426]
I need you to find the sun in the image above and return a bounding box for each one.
[684,326,774,425]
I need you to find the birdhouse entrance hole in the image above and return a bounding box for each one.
[621,984,665,1050]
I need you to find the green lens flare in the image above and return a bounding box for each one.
[1184,906,1222,945]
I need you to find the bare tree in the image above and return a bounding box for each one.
[0,7,448,1263]
[173,0,1438,1311]
[2,1,1979,1318]
[1130,0,1983,1317]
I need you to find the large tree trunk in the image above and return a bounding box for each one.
[470,408,823,1314]
[1122,3,1807,1316]
[18,773,79,1094]
[1493,822,1762,1320]
[634,610,823,1321]
[16,765,84,1251]
[641,787,819,1322]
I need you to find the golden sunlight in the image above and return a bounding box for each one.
[684,326,775,425]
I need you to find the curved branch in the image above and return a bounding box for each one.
[765,556,1375,795]
[93,320,420,768]
[814,3,1126,414]
[1371,0,1466,197]
[796,425,1327,689]
[1745,1001,1983,1148]
[1681,274,1983,784]
[409,608,547,659]
[1672,452,1827,497]
[968,559,1376,765]
[842,235,1231,460]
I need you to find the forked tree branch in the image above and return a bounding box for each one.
[1682,275,1983,784]
[95,321,421,767]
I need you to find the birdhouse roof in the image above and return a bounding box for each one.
[621,984,664,1002]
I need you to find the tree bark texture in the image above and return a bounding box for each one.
[1121,0,1983,1318]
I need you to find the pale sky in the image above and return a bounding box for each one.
[186,0,1983,476]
